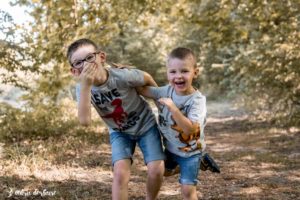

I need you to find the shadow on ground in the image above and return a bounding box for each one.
[0,101,299,199]
[0,175,111,200]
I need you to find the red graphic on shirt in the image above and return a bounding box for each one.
[102,98,128,128]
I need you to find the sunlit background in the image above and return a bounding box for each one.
[0,0,299,199]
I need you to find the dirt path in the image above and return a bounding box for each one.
[0,101,299,199]
[192,101,300,200]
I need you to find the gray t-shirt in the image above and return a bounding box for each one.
[76,67,156,136]
[149,85,207,157]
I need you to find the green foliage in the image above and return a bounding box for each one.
[226,0,300,126]
[10,0,176,98]
[0,9,40,89]
[169,0,300,126]
[0,99,99,142]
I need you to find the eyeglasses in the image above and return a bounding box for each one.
[71,51,101,69]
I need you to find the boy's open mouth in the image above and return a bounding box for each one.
[174,81,185,87]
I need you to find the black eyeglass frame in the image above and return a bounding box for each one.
[71,51,101,69]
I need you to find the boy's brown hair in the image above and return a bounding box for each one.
[67,38,100,66]
[168,47,197,68]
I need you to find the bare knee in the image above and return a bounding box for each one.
[113,160,131,185]
[147,160,164,178]
[181,185,197,200]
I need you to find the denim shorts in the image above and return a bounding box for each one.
[109,125,165,165]
[165,150,202,185]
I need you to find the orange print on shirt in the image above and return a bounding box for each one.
[171,123,201,152]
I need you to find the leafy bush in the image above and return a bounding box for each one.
[0,99,102,142]
[172,0,300,126]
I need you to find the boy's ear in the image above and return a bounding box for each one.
[99,52,106,63]
[194,67,200,78]
[70,68,80,77]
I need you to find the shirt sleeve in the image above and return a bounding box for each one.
[148,86,161,100]
[148,85,170,100]
[121,68,145,87]
[188,95,207,129]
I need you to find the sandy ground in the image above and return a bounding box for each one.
[0,101,299,199]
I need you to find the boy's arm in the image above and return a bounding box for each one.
[143,72,158,87]
[136,72,157,98]
[159,98,199,136]
[112,66,157,87]
[136,86,154,98]
[77,64,96,126]
[78,84,92,126]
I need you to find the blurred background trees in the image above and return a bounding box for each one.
[0,0,299,140]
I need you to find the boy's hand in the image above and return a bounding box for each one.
[158,98,176,111]
[79,63,97,86]
[136,86,145,95]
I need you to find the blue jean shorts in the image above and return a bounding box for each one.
[109,125,165,165]
[165,150,202,185]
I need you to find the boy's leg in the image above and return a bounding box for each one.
[112,159,131,200]
[176,152,201,200]
[146,160,164,200]
[110,132,136,200]
[181,185,197,200]
[138,125,166,200]
[165,152,221,176]
[200,152,220,173]
[164,150,180,177]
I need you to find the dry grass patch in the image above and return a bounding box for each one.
[0,101,299,199]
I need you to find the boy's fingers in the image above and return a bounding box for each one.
[82,64,94,76]
[159,97,167,101]
[87,63,97,73]
[81,62,98,73]
[158,98,166,105]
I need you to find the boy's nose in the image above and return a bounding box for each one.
[175,73,183,78]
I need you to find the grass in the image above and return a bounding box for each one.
[0,101,299,199]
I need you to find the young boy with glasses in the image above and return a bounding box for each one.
[67,38,165,200]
